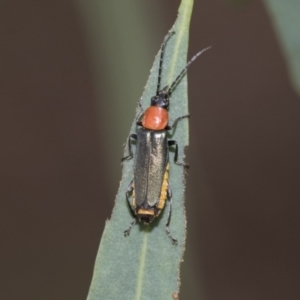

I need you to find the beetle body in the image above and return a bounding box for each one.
[121,32,209,244]
[133,129,169,223]
[122,89,187,245]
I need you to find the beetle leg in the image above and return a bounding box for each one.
[168,140,189,169]
[135,99,145,124]
[165,114,190,130]
[125,180,135,218]
[124,180,137,237]
[121,134,137,162]
[165,181,177,245]
[124,218,136,237]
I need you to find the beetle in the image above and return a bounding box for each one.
[121,31,209,244]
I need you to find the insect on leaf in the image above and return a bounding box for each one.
[87,0,194,299]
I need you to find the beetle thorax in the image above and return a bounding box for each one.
[142,106,169,130]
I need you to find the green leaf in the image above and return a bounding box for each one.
[87,0,194,299]
[264,1,300,96]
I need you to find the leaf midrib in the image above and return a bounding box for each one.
[133,2,192,299]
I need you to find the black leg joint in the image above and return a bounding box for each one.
[166,114,190,130]
[121,134,137,162]
[168,140,189,169]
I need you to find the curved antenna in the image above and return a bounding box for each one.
[157,31,175,95]
[168,46,211,95]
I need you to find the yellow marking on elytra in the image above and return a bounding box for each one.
[157,163,169,209]
[137,209,155,216]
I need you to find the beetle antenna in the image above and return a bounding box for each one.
[168,46,211,95]
[157,31,175,95]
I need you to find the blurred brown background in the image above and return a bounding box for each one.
[1,1,300,299]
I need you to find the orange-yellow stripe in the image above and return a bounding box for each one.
[157,163,169,209]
